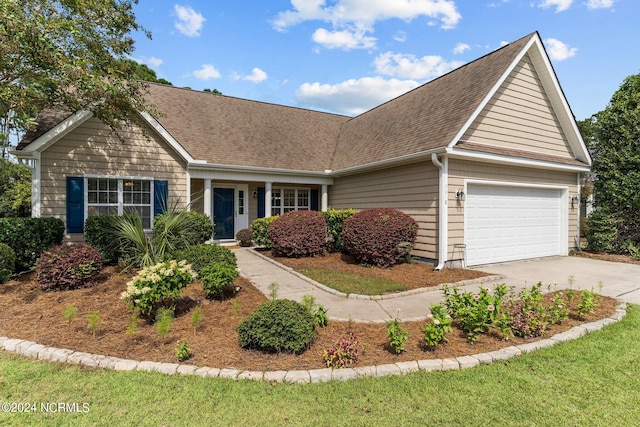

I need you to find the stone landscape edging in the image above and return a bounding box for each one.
[0,303,627,383]
[249,248,506,300]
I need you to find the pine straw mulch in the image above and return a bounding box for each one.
[264,250,491,290]
[0,262,619,372]
[572,250,640,265]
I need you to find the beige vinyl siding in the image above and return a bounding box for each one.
[461,54,573,158]
[448,159,579,257]
[329,162,439,260]
[40,118,188,227]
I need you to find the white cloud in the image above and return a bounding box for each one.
[193,64,221,80]
[131,56,163,67]
[393,31,407,42]
[244,68,268,83]
[499,40,510,47]
[272,0,461,49]
[374,52,464,79]
[296,76,420,115]
[312,28,376,50]
[544,38,577,61]
[537,0,573,12]
[174,5,206,37]
[453,42,470,55]
[586,0,615,9]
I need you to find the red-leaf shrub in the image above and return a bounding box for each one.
[36,244,103,291]
[342,208,418,267]
[268,210,327,257]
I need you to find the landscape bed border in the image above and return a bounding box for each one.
[0,302,626,383]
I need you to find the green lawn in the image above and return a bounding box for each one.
[1,305,639,426]
[299,267,406,295]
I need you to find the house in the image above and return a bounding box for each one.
[12,32,591,268]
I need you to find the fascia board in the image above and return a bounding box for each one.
[19,110,93,153]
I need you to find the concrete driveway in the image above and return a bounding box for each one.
[478,256,640,304]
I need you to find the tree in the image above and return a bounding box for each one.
[0,158,31,217]
[1,0,155,157]
[119,59,172,86]
[587,72,640,253]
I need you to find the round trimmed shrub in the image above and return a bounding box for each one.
[201,262,239,300]
[343,208,418,267]
[237,299,316,354]
[171,244,237,274]
[0,243,16,284]
[268,210,327,258]
[235,228,252,247]
[250,216,279,248]
[35,244,103,291]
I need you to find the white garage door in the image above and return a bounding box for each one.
[465,184,564,266]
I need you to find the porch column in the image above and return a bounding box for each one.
[265,182,272,217]
[321,185,328,212]
[204,179,212,218]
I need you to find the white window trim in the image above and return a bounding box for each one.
[84,175,156,230]
[270,187,310,216]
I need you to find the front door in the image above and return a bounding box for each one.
[213,188,235,240]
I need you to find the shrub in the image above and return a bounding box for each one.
[235,228,252,247]
[120,259,197,320]
[171,244,237,274]
[84,215,121,264]
[176,340,191,361]
[423,304,452,348]
[342,208,418,267]
[200,262,239,300]
[323,332,362,368]
[269,210,327,258]
[0,243,16,283]
[153,211,213,250]
[0,217,65,271]
[35,244,103,291]
[322,208,356,253]
[585,209,619,252]
[301,294,328,328]
[386,318,409,354]
[237,299,316,354]
[250,216,279,248]
[498,284,548,339]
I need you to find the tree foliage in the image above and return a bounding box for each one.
[1,0,155,156]
[0,158,31,217]
[587,72,640,253]
[119,59,172,86]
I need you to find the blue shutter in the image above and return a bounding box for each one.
[154,180,168,216]
[66,177,84,233]
[310,189,319,211]
[257,187,265,218]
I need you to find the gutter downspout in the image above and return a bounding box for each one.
[431,153,448,271]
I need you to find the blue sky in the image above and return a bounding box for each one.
[130,0,638,120]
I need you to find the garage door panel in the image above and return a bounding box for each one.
[465,184,563,265]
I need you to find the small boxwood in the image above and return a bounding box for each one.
[35,244,103,291]
[235,228,252,247]
[200,262,239,300]
[269,211,327,258]
[237,299,316,354]
[0,243,16,283]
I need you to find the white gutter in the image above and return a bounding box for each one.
[431,153,448,271]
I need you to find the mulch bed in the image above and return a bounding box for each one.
[572,250,640,265]
[0,261,619,372]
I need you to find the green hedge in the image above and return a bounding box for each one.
[0,217,65,272]
[323,208,356,253]
[0,243,15,283]
[84,215,122,264]
[171,244,237,274]
[250,216,279,249]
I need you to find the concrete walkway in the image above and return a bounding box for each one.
[235,249,640,322]
[234,248,505,322]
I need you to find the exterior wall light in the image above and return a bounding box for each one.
[456,188,465,201]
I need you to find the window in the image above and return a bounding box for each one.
[238,190,245,215]
[87,177,153,229]
[271,188,309,216]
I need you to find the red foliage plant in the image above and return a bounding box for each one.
[35,244,103,291]
[268,210,327,258]
[342,208,418,267]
